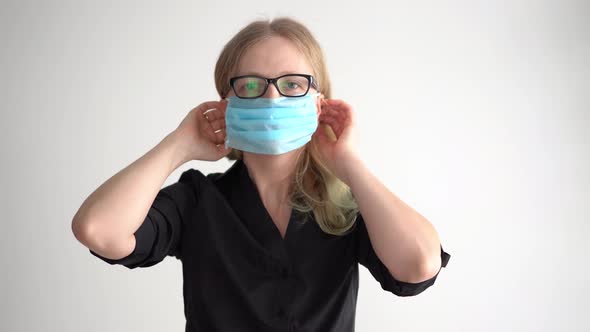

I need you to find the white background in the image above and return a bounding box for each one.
[1,0,588,331]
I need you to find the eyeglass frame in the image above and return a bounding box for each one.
[228,73,319,99]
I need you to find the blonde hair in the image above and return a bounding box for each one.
[214,17,359,236]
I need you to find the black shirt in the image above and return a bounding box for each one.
[90,159,451,331]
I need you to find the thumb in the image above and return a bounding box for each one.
[313,124,328,145]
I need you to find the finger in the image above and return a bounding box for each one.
[313,124,329,145]
[325,98,351,108]
[317,123,338,142]
[200,114,224,142]
[319,110,343,127]
[215,142,232,156]
[202,108,225,122]
[207,118,226,131]
[197,101,223,114]
[325,99,355,124]
[202,123,220,143]
[324,99,351,112]
[319,113,337,126]
[320,116,342,137]
[321,104,347,121]
[205,123,226,144]
[205,116,227,143]
[218,99,228,117]
[199,101,226,121]
[213,127,226,144]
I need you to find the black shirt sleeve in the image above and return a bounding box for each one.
[355,212,451,297]
[89,169,199,269]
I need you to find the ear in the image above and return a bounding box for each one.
[316,93,325,116]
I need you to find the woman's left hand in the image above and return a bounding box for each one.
[312,98,361,185]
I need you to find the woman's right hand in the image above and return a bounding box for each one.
[172,100,232,162]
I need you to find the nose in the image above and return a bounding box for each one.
[261,82,281,98]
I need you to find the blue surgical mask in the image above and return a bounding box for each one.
[224,93,320,155]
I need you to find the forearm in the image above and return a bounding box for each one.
[72,130,187,246]
[343,156,442,283]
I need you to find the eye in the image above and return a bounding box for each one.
[285,81,300,89]
[279,78,306,91]
[233,77,265,97]
[245,80,259,91]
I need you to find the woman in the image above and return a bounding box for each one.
[72,17,450,332]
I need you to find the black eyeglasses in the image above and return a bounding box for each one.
[229,74,319,99]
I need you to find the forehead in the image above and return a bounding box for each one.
[237,36,314,77]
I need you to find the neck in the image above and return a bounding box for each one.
[242,148,304,206]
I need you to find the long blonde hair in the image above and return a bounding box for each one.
[214,17,359,236]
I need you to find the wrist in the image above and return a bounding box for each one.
[159,130,189,172]
[342,156,367,189]
[340,153,364,187]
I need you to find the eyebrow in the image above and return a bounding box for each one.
[236,71,311,77]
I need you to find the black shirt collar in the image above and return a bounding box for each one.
[216,159,305,260]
